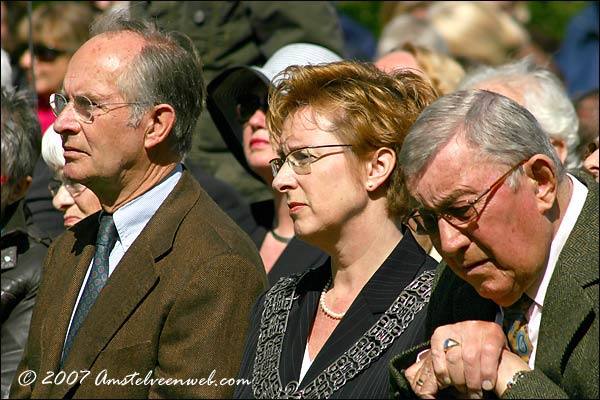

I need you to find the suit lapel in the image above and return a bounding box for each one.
[280,271,326,385]
[58,236,159,371]
[40,217,98,377]
[535,176,598,380]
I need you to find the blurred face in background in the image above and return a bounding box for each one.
[19,43,71,97]
[239,87,276,184]
[16,2,94,98]
[583,137,599,182]
[49,169,101,227]
[375,50,422,75]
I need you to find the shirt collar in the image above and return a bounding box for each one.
[106,164,183,253]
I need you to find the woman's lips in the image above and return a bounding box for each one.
[249,138,270,148]
[288,202,306,214]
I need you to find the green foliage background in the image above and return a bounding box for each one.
[336,1,590,53]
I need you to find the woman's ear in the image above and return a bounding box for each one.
[523,154,557,213]
[365,147,396,191]
[144,104,176,149]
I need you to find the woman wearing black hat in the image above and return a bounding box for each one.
[206,43,341,286]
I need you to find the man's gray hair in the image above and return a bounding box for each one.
[457,57,581,171]
[90,10,205,157]
[399,89,564,187]
[1,87,41,186]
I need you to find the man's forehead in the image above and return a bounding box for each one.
[410,138,484,204]
[65,31,145,89]
[77,31,145,62]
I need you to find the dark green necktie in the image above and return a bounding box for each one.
[502,294,534,362]
[61,213,117,364]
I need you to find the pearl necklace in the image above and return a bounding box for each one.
[319,277,346,320]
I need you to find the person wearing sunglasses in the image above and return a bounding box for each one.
[16,2,95,134]
[1,87,51,399]
[41,126,101,228]
[207,43,340,286]
[10,11,266,399]
[390,90,598,399]
[16,3,97,241]
[231,61,440,398]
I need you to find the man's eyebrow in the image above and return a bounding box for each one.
[425,188,475,210]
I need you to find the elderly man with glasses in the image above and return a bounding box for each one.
[389,89,598,399]
[10,11,267,399]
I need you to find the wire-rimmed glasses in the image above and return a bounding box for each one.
[49,93,146,123]
[48,177,87,198]
[269,144,353,177]
[405,160,526,235]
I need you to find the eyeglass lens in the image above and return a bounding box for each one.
[48,178,86,197]
[269,144,353,177]
[50,94,94,122]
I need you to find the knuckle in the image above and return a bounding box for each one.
[461,348,478,367]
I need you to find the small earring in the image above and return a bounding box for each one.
[367,182,373,189]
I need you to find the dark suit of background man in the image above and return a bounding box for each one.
[11,11,267,399]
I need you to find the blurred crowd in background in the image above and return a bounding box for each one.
[0,1,598,398]
[1,1,597,241]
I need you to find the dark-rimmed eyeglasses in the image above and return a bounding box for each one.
[49,93,146,123]
[48,178,87,198]
[19,43,69,63]
[269,144,353,177]
[235,94,268,123]
[405,160,526,235]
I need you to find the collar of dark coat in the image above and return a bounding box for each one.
[1,199,27,238]
[294,230,436,315]
[563,171,599,288]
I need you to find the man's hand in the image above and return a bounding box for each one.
[429,321,507,398]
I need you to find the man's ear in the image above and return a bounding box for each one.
[550,137,567,164]
[365,147,396,191]
[144,104,176,149]
[523,154,557,213]
[8,176,32,204]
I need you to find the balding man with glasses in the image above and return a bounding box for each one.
[389,89,598,399]
[11,11,267,399]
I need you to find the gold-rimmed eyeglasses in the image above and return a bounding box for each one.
[405,160,526,235]
[269,144,353,177]
[49,93,147,123]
